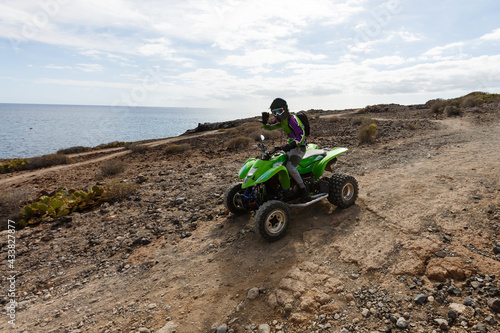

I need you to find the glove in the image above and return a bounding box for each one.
[282,141,297,152]
[261,112,269,125]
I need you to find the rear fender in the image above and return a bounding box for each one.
[313,147,348,179]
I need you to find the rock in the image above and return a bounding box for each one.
[138,328,149,333]
[488,298,500,313]
[247,287,260,300]
[258,324,270,333]
[448,310,457,323]
[414,294,427,305]
[217,324,228,333]
[396,317,408,329]
[471,281,481,289]
[361,308,370,317]
[434,318,448,331]
[472,323,487,333]
[494,243,500,254]
[485,316,496,325]
[156,322,178,333]
[173,198,186,205]
[463,296,476,307]
[425,257,476,281]
[448,287,461,297]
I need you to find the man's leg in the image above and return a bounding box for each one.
[286,146,309,201]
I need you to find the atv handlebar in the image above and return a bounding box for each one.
[257,141,284,160]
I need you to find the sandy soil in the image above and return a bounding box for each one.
[0,103,499,332]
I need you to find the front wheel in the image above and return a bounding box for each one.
[328,174,358,209]
[254,200,291,242]
[224,183,248,215]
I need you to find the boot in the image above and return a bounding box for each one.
[300,187,310,202]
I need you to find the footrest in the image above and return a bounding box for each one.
[288,193,328,207]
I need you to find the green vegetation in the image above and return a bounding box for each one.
[17,181,140,228]
[0,154,72,174]
[0,159,28,173]
[19,185,106,227]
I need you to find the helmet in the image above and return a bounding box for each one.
[269,98,290,123]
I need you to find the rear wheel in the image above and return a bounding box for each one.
[328,174,358,208]
[254,200,290,242]
[224,183,248,215]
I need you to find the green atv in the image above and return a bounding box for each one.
[224,136,358,242]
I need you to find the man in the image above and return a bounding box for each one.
[262,98,309,202]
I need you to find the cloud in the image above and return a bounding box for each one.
[362,55,407,67]
[480,28,500,41]
[1,0,500,109]
[222,48,326,68]
[421,42,466,61]
[36,78,131,89]
[45,64,72,70]
[44,63,104,72]
[76,63,104,72]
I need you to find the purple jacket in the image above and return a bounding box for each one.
[263,115,306,146]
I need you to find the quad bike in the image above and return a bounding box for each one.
[224,136,358,242]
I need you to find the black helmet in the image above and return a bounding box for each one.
[269,98,290,122]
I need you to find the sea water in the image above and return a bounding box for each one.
[0,104,257,159]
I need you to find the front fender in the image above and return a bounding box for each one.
[313,147,348,179]
[243,165,291,190]
[238,158,257,179]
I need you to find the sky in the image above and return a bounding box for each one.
[1,0,500,111]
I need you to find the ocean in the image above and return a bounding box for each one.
[0,104,257,159]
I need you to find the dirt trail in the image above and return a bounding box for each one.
[0,130,220,188]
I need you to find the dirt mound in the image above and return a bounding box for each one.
[1,102,499,332]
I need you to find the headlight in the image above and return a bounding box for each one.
[248,167,258,177]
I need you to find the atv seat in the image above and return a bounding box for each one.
[303,149,326,159]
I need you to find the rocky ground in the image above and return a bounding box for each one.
[0,100,499,332]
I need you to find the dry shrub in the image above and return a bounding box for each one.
[100,160,125,177]
[57,146,92,155]
[357,117,378,144]
[461,95,483,108]
[351,116,363,126]
[106,181,139,202]
[329,116,341,123]
[27,154,72,170]
[225,128,240,135]
[429,99,447,113]
[227,136,251,149]
[407,123,418,130]
[0,188,30,228]
[164,143,191,154]
[238,122,262,135]
[247,129,281,142]
[262,129,282,140]
[444,105,462,117]
[96,141,127,149]
[126,143,149,154]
